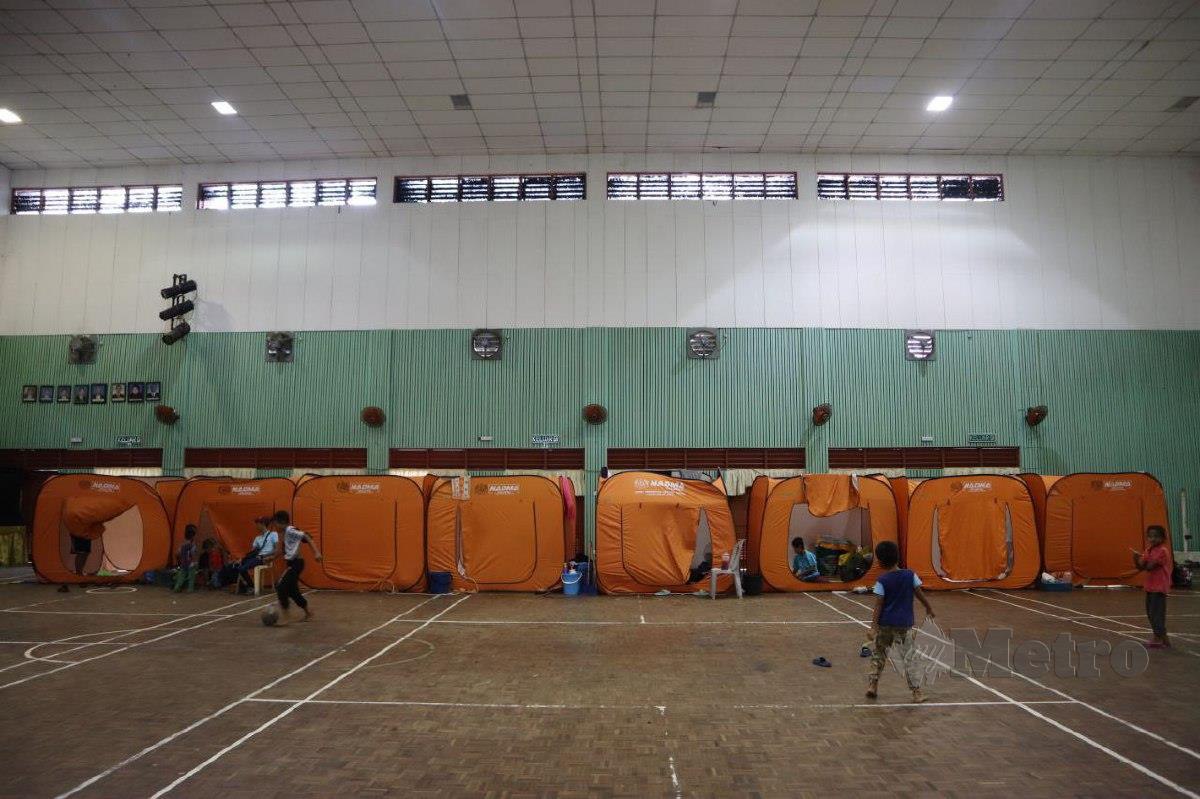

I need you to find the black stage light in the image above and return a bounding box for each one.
[162,321,190,345]
[160,279,197,299]
[158,299,194,320]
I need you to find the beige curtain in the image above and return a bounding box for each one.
[943,467,1022,476]
[93,466,164,477]
[722,469,806,495]
[183,467,256,479]
[388,468,586,491]
[829,467,907,478]
[290,468,371,477]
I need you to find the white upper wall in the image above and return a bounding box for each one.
[1,152,1197,334]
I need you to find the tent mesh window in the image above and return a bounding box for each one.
[11,185,183,215]
[393,174,586,203]
[198,178,377,210]
[607,172,797,200]
[817,173,1004,201]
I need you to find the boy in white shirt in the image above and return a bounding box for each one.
[271,510,322,624]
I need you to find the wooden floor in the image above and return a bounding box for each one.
[0,572,1197,798]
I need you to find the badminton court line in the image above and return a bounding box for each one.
[981,589,1200,644]
[0,592,290,690]
[813,593,1198,799]
[835,587,1200,763]
[422,618,860,625]
[55,594,444,799]
[243,696,1076,711]
[146,594,471,799]
[969,590,1200,659]
[844,590,1200,761]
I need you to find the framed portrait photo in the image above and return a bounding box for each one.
[56,385,71,403]
[145,382,161,403]
[110,382,126,403]
[38,385,54,403]
[73,385,89,405]
[21,385,37,403]
[90,383,107,404]
[127,382,144,403]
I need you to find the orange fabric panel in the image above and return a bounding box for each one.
[744,476,774,575]
[172,478,295,560]
[754,475,898,593]
[1043,473,1169,586]
[31,475,171,584]
[149,479,185,528]
[938,497,1007,581]
[595,471,736,594]
[803,474,859,517]
[620,503,698,586]
[905,476,1038,590]
[293,476,425,591]
[62,495,134,539]
[426,476,568,592]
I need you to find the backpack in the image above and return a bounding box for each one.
[1172,564,1193,589]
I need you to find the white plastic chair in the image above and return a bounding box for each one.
[710,539,745,599]
[253,561,276,596]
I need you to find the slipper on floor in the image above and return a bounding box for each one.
[812,657,832,668]
[654,589,671,597]
[860,645,871,658]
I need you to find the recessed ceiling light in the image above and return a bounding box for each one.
[696,91,716,108]
[926,95,953,112]
[0,108,21,124]
[211,100,237,115]
[451,93,472,110]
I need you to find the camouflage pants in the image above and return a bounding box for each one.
[868,625,921,690]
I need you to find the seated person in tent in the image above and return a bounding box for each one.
[198,538,231,589]
[236,517,279,594]
[792,537,821,582]
[173,526,198,593]
[688,548,713,584]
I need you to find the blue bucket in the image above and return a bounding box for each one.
[429,571,452,594]
[562,569,582,596]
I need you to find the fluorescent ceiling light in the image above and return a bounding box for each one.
[211,100,237,115]
[926,95,953,112]
[0,108,21,124]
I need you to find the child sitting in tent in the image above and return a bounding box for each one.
[866,540,935,703]
[172,526,198,593]
[791,537,821,582]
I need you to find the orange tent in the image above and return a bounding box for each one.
[905,475,1039,589]
[747,474,898,592]
[32,475,170,583]
[1032,472,1170,586]
[172,478,295,563]
[426,475,572,592]
[293,475,426,591]
[596,471,736,594]
[146,478,185,529]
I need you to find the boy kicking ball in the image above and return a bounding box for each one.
[270,511,322,625]
[866,540,935,703]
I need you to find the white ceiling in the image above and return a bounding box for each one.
[0,0,1198,168]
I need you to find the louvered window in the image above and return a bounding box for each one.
[11,184,183,215]
[606,172,797,200]
[817,173,1004,201]
[394,173,586,203]
[198,178,377,210]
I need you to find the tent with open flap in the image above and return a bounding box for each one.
[747,473,898,591]
[595,471,736,594]
[32,475,170,583]
[171,478,295,563]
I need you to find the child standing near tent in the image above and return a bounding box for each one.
[1132,525,1172,648]
[172,526,198,593]
[866,540,935,703]
[271,511,322,623]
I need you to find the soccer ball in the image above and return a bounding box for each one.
[261,605,279,626]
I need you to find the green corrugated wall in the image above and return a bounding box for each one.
[2,327,1197,547]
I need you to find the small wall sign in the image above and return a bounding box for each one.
[116,435,142,447]
[968,433,997,445]
[531,434,560,448]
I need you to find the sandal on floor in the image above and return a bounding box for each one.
[812,657,832,668]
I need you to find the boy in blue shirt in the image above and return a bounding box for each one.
[791,537,821,582]
[866,540,935,703]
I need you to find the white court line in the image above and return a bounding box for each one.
[146,595,471,799]
[983,590,1200,644]
[422,618,859,626]
[0,595,79,612]
[3,609,216,617]
[243,696,1075,711]
[56,595,443,799]
[970,590,1200,659]
[0,592,294,691]
[854,590,1200,761]
[812,593,1199,798]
